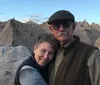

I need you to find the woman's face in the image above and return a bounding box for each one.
[34,42,55,67]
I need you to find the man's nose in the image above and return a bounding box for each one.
[59,24,65,31]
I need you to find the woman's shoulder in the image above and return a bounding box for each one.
[20,65,39,76]
[19,65,47,85]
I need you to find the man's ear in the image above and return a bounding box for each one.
[72,22,76,33]
[49,25,53,34]
[49,25,52,31]
[73,22,76,30]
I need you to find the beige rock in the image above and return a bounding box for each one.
[0,45,31,85]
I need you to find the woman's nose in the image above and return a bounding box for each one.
[44,52,49,60]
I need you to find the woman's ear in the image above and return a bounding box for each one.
[33,45,36,53]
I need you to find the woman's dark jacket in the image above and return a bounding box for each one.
[14,55,49,85]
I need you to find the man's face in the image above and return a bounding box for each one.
[49,20,75,44]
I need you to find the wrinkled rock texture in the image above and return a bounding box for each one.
[0,45,31,85]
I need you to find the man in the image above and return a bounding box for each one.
[48,10,100,85]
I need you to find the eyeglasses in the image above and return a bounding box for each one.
[51,20,73,30]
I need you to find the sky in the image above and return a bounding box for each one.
[0,0,100,24]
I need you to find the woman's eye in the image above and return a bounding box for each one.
[49,52,54,56]
[41,50,46,54]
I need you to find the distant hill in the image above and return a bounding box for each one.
[0,19,46,52]
[0,19,100,49]
[0,21,7,32]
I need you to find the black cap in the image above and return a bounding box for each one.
[48,10,75,24]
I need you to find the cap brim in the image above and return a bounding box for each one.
[48,19,74,24]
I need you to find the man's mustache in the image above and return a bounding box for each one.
[57,32,67,36]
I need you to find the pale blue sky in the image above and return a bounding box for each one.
[0,0,100,24]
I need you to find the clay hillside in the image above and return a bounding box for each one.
[0,19,46,52]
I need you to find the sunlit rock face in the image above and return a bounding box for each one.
[0,19,46,53]
[0,45,31,85]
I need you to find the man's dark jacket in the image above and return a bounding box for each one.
[49,36,97,85]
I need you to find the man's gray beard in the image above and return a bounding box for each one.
[57,32,68,36]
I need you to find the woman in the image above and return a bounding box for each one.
[14,33,60,85]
